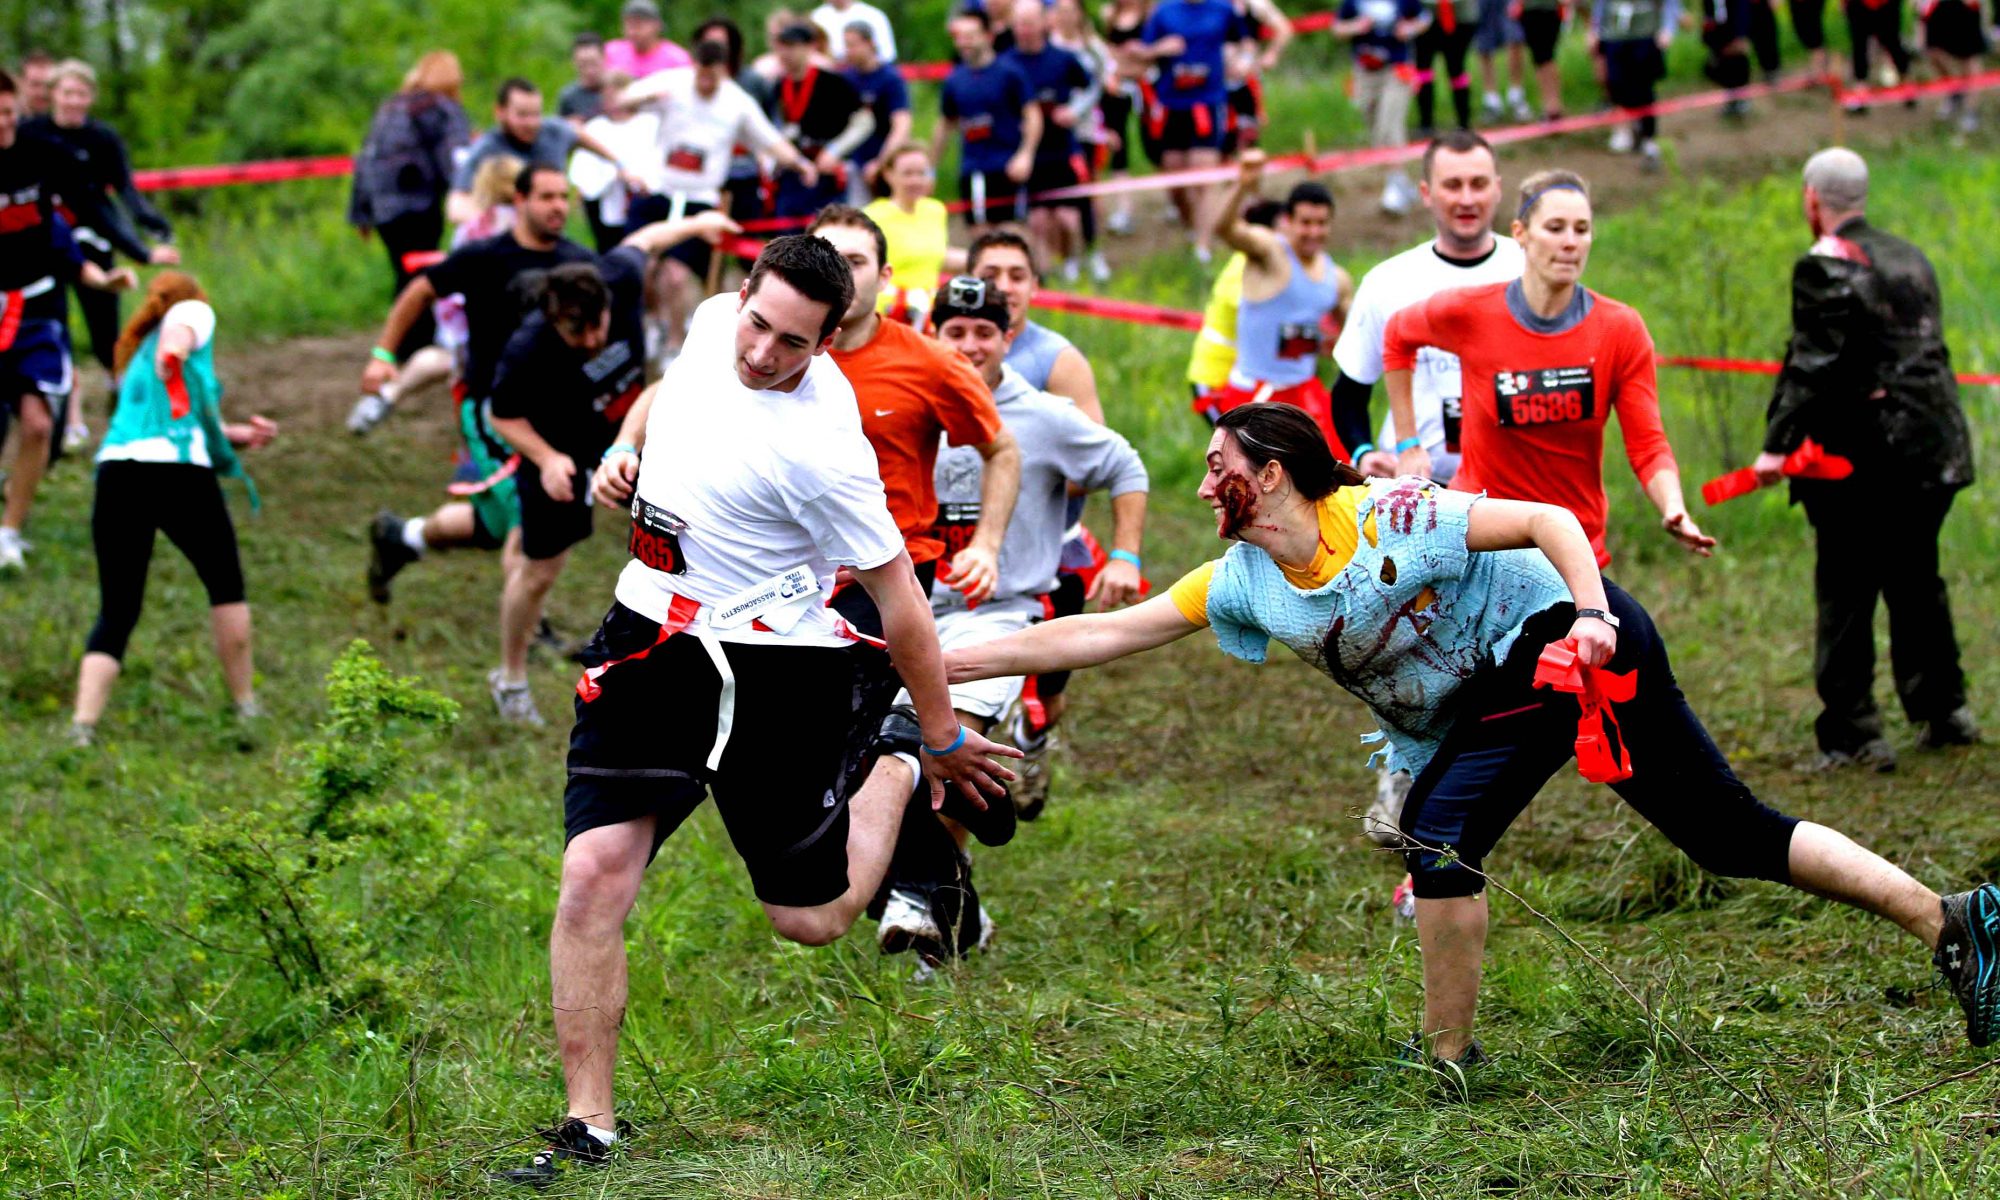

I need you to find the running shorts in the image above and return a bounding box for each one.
[1521,9,1565,64]
[515,459,595,561]
[958,169,1029,225]
[1925,0,1988,58]
[455,394,519,549]
[1152,101,1227,153]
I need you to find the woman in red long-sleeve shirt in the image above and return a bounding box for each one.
[1381,168,1714,568]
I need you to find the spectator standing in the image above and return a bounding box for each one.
[1332,0,1431,214]
[1754,148,1978,769]
[17,50,53,117]
[842,23,912,202]
[350,50,471,365]
[560,33,609,123]
[815,0,900,62]
[606,0,692,78]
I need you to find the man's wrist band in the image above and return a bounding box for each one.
[1350,442,1376,464]
[922,725,968,756]
[1393,436,1422,453]
[370,346,398,365]
[1109,549,1142,569]
[1574,607,1621,628]
[606,443,639,458]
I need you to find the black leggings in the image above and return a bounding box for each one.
[1414,23,1479,129]
[1793,0,1828,48]
[376,207,444,364]
[1846,0,1911,81]
[87,461,246,661]
[1603,39,1667,137]
[1400,581,1800,900]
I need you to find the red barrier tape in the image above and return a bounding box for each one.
[132,154,355,192]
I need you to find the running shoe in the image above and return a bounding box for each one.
[0,528,28,572]
[1721,97,1750,118]
[1106,207,1133,236]
[1607,125,1635,153]
[1088,251,1113,285]
[1923,708,1982,748]
[347,392,392,435]
[366,511,416,604]
[1508,89,1533,122]
[1397,1034,1489,1070]
[1060,257,1081,284]
[1804,736,1898,774]
[1934,884,2000,1047]
[1366,768,1413,847]
[1391,874,1417,922]
[875,706,1016,846]
[878,885,946,956]
[489,669,546,727]
[1639,140,1662,172]
[63,423,91,453]
[68,721,96,749]
[1481,90,1504,120]
[490,1117,614,1188]
[1008,723,1057,822]
[1958,107,1981,136]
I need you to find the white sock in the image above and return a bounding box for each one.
[582,1122,616,1146]
[401,518,428,555]
[889,751,920,788]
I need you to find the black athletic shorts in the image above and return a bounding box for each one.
[1154,101,1226,153]
[1224,79,1264,149]
[564,601,882,908]
[626,194,713,278]
[1026,153,1084,210]
[1034,570,1089,699]
[1925,0,1988,58]
[516,462,594,561]
[1520,9,1564,65]
[958,169,1028,226]
[1100,89,1135,171]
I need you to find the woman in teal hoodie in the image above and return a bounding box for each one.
[70,272,279,746]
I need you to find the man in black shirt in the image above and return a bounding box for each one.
[0,70,136,572]
[482,211,735,724]
[360,162,596,608]
[768,21,875,219]
[1755,148,1978,770]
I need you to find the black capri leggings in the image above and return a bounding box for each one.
[87,460,246,661]
[375,207,445,364]
[1414,22,1479,130]
[76,239,121,375]
[1400,581,1800,900]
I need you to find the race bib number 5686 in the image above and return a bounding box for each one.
[1494,365,1595,428]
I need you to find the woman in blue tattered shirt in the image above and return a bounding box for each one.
[68,272,279,747]
[945,402,2000,1062]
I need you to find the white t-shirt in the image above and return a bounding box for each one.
[614,295,904,647]
[98,300,220,468]
[570,111,664,226]
[814,1,899,62]
[1332,236,1525,482]
[626,69,787,206]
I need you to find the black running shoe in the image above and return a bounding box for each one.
[367,511,416,604]
[875,706,1016,847]
[491,1117,613,1188]
[1921,707,1982,749]
[1935,884,2000,1048]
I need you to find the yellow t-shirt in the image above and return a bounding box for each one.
[1169,486,1377,626]
[1186,253,1247,389]
[865,197,951,315]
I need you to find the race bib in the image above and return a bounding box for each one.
[1276,322,1322,360]
[962,113,995,142]
[1171,62,1211,89]
[709,565,821,632]
[629,498,689,574]
[666,144,707,172]
[932,501,982,561]
[1494,365,1595,428]
[1442,395,1463,453]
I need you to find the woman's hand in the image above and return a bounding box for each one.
[1568,614,1618,668]
[1662,510,1717,557]
[225,415,279,450]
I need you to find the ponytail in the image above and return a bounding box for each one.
[1214,404,1363,500]
[112,271,208,378]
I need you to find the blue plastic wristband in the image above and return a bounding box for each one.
[605,443,639,458]
[1108,549,1142,569]
[921,725,968,756]
[1349,442,1376,465]
[1393,436,1422,453]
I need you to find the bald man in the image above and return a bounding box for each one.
[1756,148,1977,772]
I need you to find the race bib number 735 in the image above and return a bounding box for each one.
[1494,365,1596,428]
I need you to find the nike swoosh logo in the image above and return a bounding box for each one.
[874,409,895,417]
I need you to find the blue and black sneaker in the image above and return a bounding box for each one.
[490,1117,615,1188]
[1934,884,2000,1048]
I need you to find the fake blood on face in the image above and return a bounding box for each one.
[1215,472,1259,538]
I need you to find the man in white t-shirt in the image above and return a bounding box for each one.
[1325,129,1520,857]
[1330,129,1522,488]
[814,0,899,63]
[618,43,818,360]
[497,236,1018,1188]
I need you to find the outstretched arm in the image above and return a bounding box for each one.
[946,594,1201,682]
[1465,497,1616,665]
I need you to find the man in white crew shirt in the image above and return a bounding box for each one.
[1329,129,1522,486]
[1324,129,1520,856]
[616,42,818,361]
[814,0,899,63]
[498,236,1018,1188]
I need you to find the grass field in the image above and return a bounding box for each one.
[5,70,2000,1198]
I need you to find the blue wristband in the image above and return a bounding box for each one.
[606,443,639,458]
[1393,436,1422,453]
[1349,442,1376,465]
[1108,549,1142,569]
[921,725,968,756]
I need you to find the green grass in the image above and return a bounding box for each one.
[7,93,2000,1200]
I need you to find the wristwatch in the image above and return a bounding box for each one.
[1574,607,1621,628]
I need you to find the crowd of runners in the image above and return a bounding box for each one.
[1,0,1997,1186]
